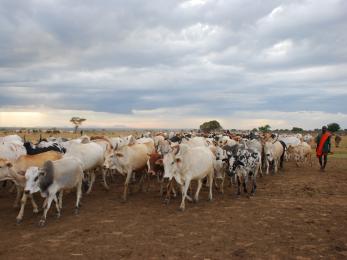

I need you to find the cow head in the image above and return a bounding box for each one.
[162,145,182,181]
[24,166,41,194]
[264,142,274,162]
[0,160,14,181]
[215,146,227,161]
[227,156,245,177]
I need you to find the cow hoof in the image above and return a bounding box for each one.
[179,207,185,212]
[74,208,79,215]
[38,220,46,227]
[16,219,22,225]
[33,208,39,214]
[55,213,61,219]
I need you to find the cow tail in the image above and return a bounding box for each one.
[279,141,287,169]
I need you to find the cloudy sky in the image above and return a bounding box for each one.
[0,0,346,129]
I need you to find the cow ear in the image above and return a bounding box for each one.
[175,158,181,163]
[155,159,163,165]
[6,162,13,168]
[115,153,124,157]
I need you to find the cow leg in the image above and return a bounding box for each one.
[181,183,193,202]
[13,185,22,208]
[86,171,95,194]
[251,174,257,195]
[236,175,241,196]
[58,191,63,210]
[274,160,278,174]
[243,175,248,194]
[194,179,203,202]
[164,179,173,204]
[75,181,82,215]
[208,172,213,201]
[258,156,263,177]
[180,178,191,211]
[53,196,61,218]
[266,160,269,175]
[29,194,39,214]
[146,172,151,192]
[138,173,145,192]
[39,195,55,226]
[123,170,133,201]
[159,178,164,197]
[16,193,28,224]
[102,168,110,190]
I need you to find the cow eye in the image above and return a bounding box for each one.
[34,176,39,181]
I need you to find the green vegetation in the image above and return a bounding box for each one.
[258,124,271,132]
[199,120,222,132]
[327,123,340,132]
[291,127,303,133]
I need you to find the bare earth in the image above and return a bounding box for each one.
[0,136,347,259]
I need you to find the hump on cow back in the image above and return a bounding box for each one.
[39,160,54,192]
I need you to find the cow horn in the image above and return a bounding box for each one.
[114,143,118,151]
[39,134,42,142]
[23,135,26,142]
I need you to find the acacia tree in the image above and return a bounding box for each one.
[258,124,271,132]
[327,123,340,132]
[70,117,86,133]
[199,120,222,132]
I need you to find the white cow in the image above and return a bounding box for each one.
[278,136,301,147]
[24,158,84,226]
[287,142,313,167]
[103,141,155,200]
[264,141,286,174]
[163,144,214,211]
[0,135,23,145]
[64,142,105,194]
[0,142,26,161]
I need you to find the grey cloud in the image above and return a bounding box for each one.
[0,0,346,128]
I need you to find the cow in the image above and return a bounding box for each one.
[335,135,342,148]
[24,142,66,155]
[147,152,165,194]
[278,135,301,147]
[227,148,261,196]
[64,142,106,194]
[215,135,237,147]
[286,142,313,167]
[0,135,23,145]
[163,144,214,211]
[0,142,27,161]
[264,140,286,174]
[103,140,155,201]
[0,151,62,222]
[36,140,66,152]
[24,158,84,226]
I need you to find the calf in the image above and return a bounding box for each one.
[24,158,84,226]
[228,148,261,196]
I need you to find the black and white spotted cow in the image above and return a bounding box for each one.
[227,148,261,196]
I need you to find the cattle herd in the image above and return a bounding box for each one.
[0,131,315,226]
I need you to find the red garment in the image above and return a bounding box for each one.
[316,132,331,157]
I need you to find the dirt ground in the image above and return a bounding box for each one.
[0,135,347,259]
